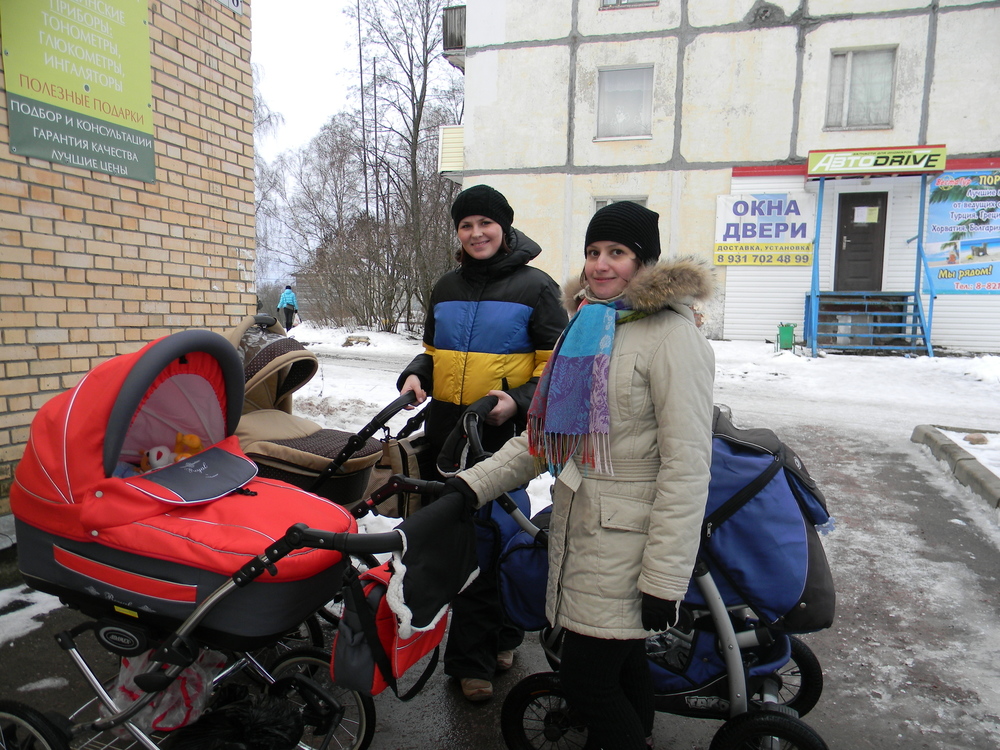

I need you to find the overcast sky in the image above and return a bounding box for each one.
[251,0,358,160]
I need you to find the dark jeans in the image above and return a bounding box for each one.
[282,305,295,329]
[559,630,654,750]
[443,569,524,681]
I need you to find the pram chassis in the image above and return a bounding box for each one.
[3,525,405,750]
[445,397,830,748]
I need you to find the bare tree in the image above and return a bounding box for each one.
[353,0,461,312]
[253,65,289,285]
[260,0,464,330]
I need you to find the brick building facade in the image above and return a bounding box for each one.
[0,0,256,514]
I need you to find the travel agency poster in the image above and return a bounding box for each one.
[926,169,1000,294]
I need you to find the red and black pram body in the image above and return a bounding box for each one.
[10,330,356,650]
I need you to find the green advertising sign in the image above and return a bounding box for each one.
[1,0,155,182]
[807,146,947,178]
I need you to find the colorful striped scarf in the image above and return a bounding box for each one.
[527,298,645,475]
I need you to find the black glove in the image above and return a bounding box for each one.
[641,593,678,632]
[443,476,479,511]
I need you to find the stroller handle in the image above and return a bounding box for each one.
[367,390,419,434]
[461,401,549,548]
[308,392,423,493]
[233,523,402,587]
[348,474,446,518]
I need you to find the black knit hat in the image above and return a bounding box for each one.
[451,185,514,235]
[585,201,661,265]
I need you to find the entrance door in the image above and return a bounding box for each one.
[834,192,888,291]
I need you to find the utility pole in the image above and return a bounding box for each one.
[357,0,370,215]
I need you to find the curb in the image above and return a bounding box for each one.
[911,425,1000,509]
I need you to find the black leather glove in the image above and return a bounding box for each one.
[641,593,679,632]
[443,476,479,511]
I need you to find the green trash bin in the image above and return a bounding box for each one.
[776,323,796,351]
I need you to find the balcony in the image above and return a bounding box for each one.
[438,124,464,182]
[443,5,466,71]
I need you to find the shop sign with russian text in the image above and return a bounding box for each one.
[924,169,1000,294]
[807,146,947,177]
[714,192,816,266]
[0,0,155,182]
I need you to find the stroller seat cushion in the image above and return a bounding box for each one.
[237,411,383,472]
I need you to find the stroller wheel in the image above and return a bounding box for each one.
[269,647,376,750]
[0,700,70,750]
[761,637,823,718]
[500,672,589,750]
[249,614,325,673]
[709,709,828,750]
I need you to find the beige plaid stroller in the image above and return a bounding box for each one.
[225,314,384,505]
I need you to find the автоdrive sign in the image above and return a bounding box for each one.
[807,146,947,178]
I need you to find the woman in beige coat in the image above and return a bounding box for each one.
[444,201,715,749]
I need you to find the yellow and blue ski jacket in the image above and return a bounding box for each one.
[398,229,567,458]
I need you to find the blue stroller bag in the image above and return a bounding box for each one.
[497,506,551,631]
[684,407,835,633]
[473,485,531,574]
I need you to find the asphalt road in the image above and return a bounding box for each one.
[2,419,999,749]
[3,339,1000,749]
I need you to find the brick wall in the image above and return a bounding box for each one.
[0,0,257,514]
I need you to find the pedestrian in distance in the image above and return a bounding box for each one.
[277,285,298,330]
[398,184,569,702]
[438,201,716,748]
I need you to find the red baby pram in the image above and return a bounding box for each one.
[10,329,357,649]
[5,329,477,750]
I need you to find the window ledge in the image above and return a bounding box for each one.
[594,134,653,142]
[600,2,659,9]
[823,124,893,132]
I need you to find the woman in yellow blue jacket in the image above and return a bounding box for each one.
[398,184,567,701]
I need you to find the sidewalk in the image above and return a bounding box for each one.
[911,425,1000,509]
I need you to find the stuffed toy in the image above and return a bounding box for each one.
[174,432,204,461]
[138,435,205,473]
[141,445,175,472]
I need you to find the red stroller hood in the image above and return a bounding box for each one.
[12,331,244,540]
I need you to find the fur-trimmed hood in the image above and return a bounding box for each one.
[563,257,714,314]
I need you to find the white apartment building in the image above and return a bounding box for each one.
[440,0,1000,353]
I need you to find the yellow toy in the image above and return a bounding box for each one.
[174,432,204,461]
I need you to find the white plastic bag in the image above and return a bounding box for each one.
[103,649,227,734]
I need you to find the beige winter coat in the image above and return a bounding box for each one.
[458,259,715,639]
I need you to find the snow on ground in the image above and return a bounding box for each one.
[288,320,1000,478]
[4,320,1000,736]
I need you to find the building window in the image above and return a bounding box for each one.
[595,197,647,210]
[600,0,658,7]
[597,66,654,139]
[825,48,896,129]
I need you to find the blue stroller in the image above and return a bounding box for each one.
[485,405,835,750]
